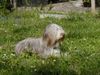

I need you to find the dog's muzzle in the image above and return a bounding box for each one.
[54,33,65,45]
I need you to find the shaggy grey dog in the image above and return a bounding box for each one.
[15,24,65,58]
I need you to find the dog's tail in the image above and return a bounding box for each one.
[15,38,33,55]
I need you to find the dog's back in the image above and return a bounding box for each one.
[15,38,44,55]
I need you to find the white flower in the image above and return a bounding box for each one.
[11,53,15,56]
[3,54,7,56]
[53,59,56,62]
[42,60,45,64]
[0,46,2,49]
[4,30,7,32]
[34,69,37,71]
[13,24,18,26]
[2,54,8,59]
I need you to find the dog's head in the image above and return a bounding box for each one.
[43,24,65,47]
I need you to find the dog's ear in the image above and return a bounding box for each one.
[43,33,53,47]
[43,32,48,40]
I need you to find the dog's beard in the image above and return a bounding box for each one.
[53,33,65,46]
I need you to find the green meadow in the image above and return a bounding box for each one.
[0,10,100,75]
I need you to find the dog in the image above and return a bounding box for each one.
[15,24,65,58]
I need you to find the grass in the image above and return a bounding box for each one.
[0,10,100,75]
